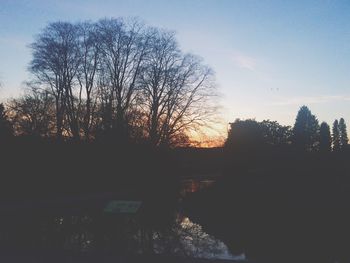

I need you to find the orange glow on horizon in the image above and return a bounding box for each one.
[189,122,227,148]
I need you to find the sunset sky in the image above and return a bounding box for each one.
[1,0,350,130]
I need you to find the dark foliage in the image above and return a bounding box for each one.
[319,122,332,152]
[226,119,291,150]
[332,119,341,152]
[292,105,319,151]
[339,118,348,150]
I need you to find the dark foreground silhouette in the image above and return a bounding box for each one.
[0,137,181,257]
[2,135,350,263]
[184,148,350,263]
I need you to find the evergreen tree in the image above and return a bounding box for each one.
[292,106,319,151]
[319,122,331,152]
[332,119,340,151]
[339,118,348,150]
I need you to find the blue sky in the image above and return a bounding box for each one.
[1,0,350,129]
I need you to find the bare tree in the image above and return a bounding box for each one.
[97,18,150,138]
[8,86,55,137]
[138,30,179,145]
[139,30,215,146]
[0,103,13,140]
[26,18,218,145]
[76,22,101,140]
[30,22,81,140]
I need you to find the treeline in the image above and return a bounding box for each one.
[184,106,350,263]
[226,105,348,152]
[2,18,216,147]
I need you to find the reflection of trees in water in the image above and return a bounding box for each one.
[4,214,234,259]
[154,217,239,260]
[1,206,237,259]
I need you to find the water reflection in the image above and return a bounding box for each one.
[179,179,245,260]
[167,216,245,260]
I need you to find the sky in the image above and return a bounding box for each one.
[1,0,350,132]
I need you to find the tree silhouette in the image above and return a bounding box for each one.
[0,103,13,140]
[339,118,348,150]
[332,119,340,152]
[319,122,331,152]
[8,86,55,137]
[139,30,215,146]
[30,22,81,140]
[77,22,101,141]
[96,18,150,140]
[260,120,292,145]
[226,119,291,151]
[27,18,217,145]
[226,119,264,148]
[292,106,319,151]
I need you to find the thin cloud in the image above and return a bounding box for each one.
[232,53,257,71]
[272,95,350,106]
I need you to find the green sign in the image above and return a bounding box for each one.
[104,200,142,214]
